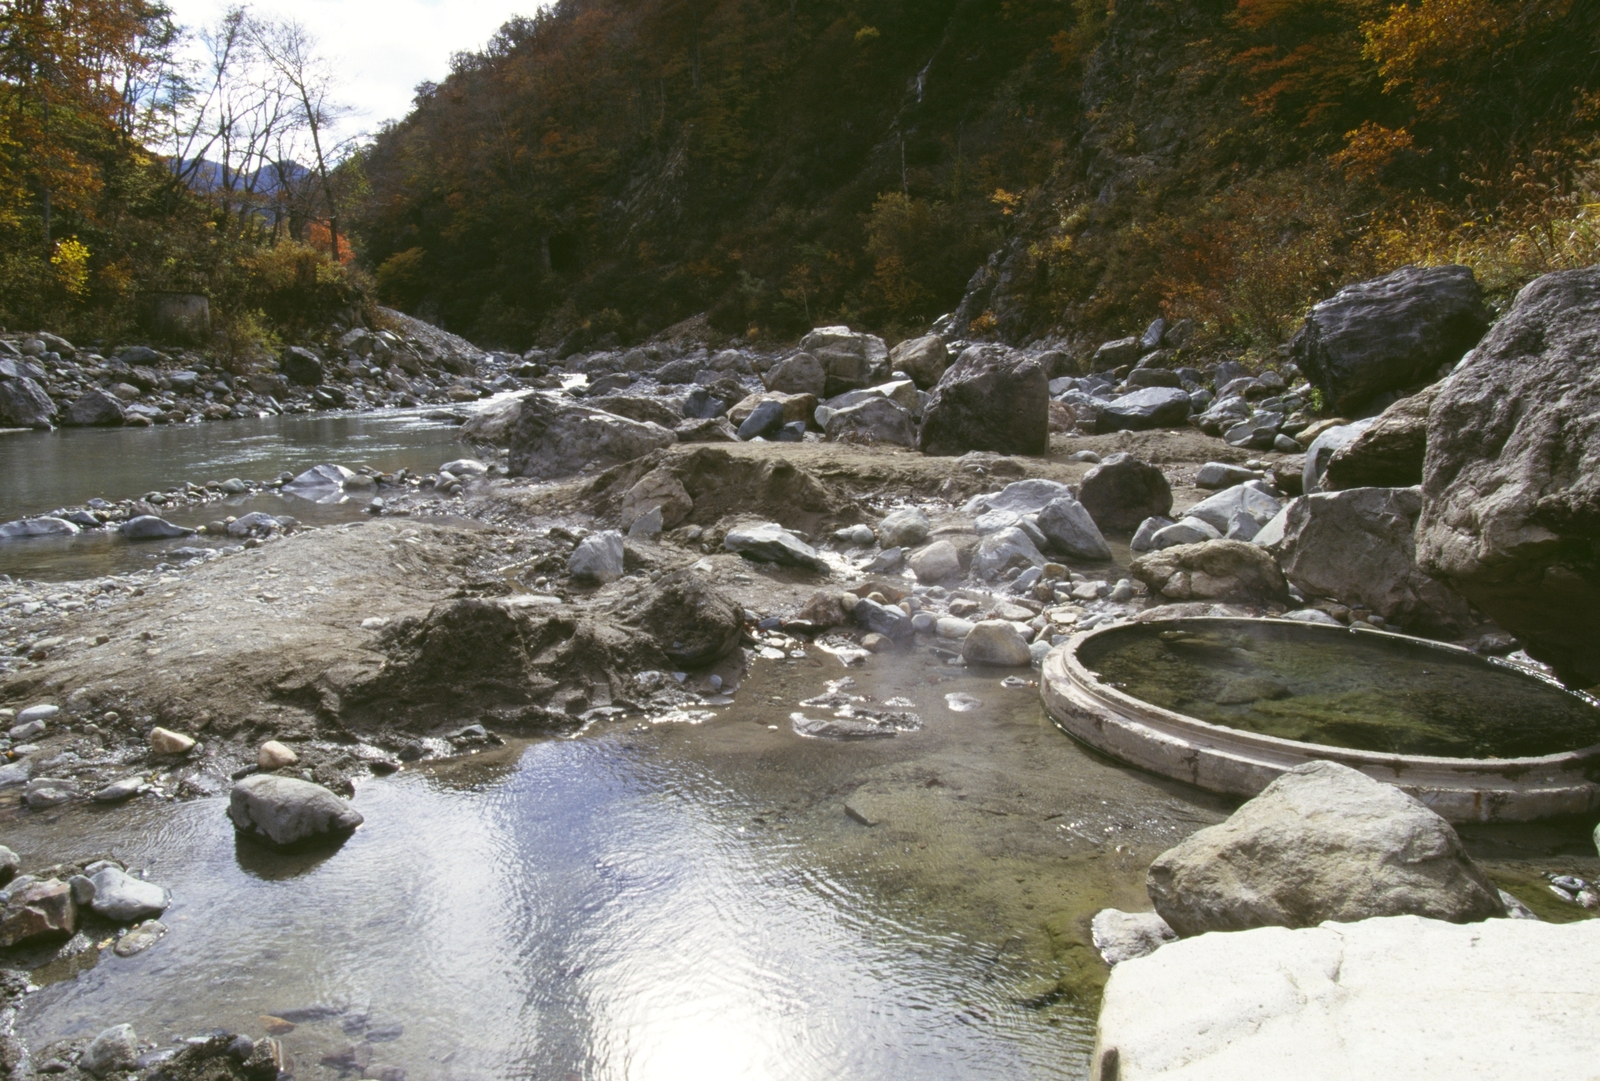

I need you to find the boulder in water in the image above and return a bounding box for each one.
[228,774,364,849]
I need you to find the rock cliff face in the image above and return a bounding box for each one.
[1416,267,1600,685]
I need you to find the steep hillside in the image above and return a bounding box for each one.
[354,0,1600,354]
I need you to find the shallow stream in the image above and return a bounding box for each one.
[0,409,479,581]
[2,655,1235,1080]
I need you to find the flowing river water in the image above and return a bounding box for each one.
[4,408,1597,1080]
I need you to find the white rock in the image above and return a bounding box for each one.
[1094,915,1600,1081]
[1091,908,1177,966]
[148,727,195,754]
[258,740,298,769]
[568,530,626,583]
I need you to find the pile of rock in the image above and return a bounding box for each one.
[0,306,517,431]
[0,844,172,955]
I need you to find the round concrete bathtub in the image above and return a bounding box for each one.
[1040,617,1600,822]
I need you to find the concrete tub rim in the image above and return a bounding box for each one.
[1041,618,1600,819]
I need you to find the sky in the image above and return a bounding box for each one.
[167,0,542,142]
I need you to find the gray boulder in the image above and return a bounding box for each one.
[1149,516,1222,549]
[972,526,1046,580]
[878,508,930,549]
[889,334,950,388]
[506,393,675,479]
[823,396,916,446]
[798,327,889,396]
[279,346,324,386]
[1185,484,1282,542]
[1324,383,1439,490]
[120,515,192,540]
[1078,453,1173,531]
[88,866,170,922]
[64,388,126,426]
[630,570,744,667]
[965,478,1074,516]
[1416,268,1600,684]
[1291,264,1489,413]
[1276,486,1470,634]
[228,774,364,848]
[1131,539,1290,605]
[723,522,828,571]
[1195,462,1260,490]
[1147,760,1505,937]
[1037,497,1112,561]
[1095,387,1192,433]
[918,345,1048,457]
[1129,515,1176,552]
[0,375,55,428]
[568,530,625,584]
[1302,418,1376,494]
[763,352,826,396]
[594,395,681,431]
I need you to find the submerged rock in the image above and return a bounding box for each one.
[1147,760,1505,937]
[228,775,364,849]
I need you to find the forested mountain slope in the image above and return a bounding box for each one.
[355,0,1600,354]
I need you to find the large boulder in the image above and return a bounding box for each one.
[1185,483,1282,542]
[763,352,826,396]
[918,345,1048,457]
[1324,382,1440,490]
[1290,264,1490,414]
[1077,453,1173,532]
[592,394,684,429]
[506,393,675,479]
[1094,387,1192,433]
[0,375,56,428]
[889,335,950,389]
[1130,539,1290,605]
[798,327,889,396]
[823,396,916,446]
[0,877,77,945]
[0,516,78,539]
[63,388,126,426]
[1094,915,1600,1081]
[227,775,364,849]
[1147,760,1505,937]
[279,345,324,386]
[1273,486,1470,634]
[877,508,931,548]
[1417,267,1600,685]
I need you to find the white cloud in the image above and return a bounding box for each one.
[166,0,544,143]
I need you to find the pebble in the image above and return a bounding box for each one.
[92,776,145,803]
[16,704,58,724]
[149,727,195,754]
[258,740,298,769]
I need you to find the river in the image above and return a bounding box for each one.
[0,408,480,581]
